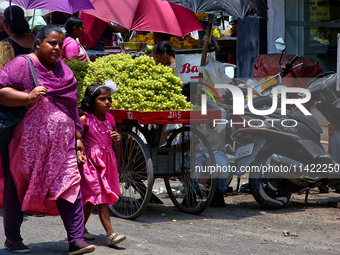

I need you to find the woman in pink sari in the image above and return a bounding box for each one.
[0,25,95,255]
[62,16,90,62]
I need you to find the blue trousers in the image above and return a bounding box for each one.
[198,151,230,193]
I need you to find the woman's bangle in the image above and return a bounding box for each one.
[77,153,83,156]
[77,139,83,142]
[27,93,31,103]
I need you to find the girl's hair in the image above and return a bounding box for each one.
[81,84,111,113]
[3,6,29,35]
[32,25,64,51]
[64,16,83,37]
[153,41,175,57]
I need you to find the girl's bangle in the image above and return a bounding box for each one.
[27,93,31,103]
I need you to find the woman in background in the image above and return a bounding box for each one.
[0,6,35,68]
[0,6,36,253]
[62,16,90,62]
[152,41,176,71]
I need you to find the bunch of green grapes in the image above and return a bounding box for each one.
[65,60,90,104]
[83,54,191,111]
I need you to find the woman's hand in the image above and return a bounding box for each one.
[77,153,86,164]
[28,86,47,104]
[110,131,121,144]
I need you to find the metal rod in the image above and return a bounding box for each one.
[199,14,214,79]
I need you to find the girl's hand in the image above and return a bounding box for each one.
[110,131,121,144]
[77,154,86,164]
[28,86,47,104]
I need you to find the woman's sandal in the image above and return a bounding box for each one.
[107,233,126,247]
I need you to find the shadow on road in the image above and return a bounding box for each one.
[110,189,340,224]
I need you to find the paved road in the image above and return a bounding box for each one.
[1,179,340,255]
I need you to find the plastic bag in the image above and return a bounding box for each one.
[198,55,235,96]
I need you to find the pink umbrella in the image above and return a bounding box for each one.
[82,0,204,37]
[6,0,94,14]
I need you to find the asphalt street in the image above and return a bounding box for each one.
[1,179,340,255]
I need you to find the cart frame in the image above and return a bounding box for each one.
[109,109,222,219]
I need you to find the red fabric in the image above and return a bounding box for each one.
[79,12,109,50]
[82,0,204,37]
[254,54,323,88]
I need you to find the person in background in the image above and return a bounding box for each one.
[62,16,92,62]
[0,6,36,253]
[151,41,178,146]
[229,17,237,37]
[0,25,95,254]
[0,16,8,41]
[0,6,35,69]
[152,41,176,71]
[92,23,128,51]
[183,82,230,207]
[153,32,181,50]
[227,17,237,64]
[28,15,47,35]
[44,11,70,26]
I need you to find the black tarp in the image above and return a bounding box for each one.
[163,0,268,19]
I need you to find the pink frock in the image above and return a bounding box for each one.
[79,112,120,206]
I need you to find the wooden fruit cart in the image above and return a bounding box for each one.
[109,109,221,219]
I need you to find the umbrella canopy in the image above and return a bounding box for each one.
[4,0,94,14]
[0,1,49,16]
[163,0,268,19]
[79,12,109,49]
[82,0,204,37]
[163,0,268,79]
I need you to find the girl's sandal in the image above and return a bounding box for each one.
[107,233,126,247]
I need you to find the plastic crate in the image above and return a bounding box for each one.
[150,148,181,174]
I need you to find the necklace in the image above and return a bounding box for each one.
[92,114,111,134]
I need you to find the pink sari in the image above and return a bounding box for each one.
[0,56,82,215]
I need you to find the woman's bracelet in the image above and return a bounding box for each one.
[77,139,83,142]
[76,153,83,156]
[27,93,31,103]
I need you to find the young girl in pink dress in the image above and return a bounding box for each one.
[76,83,126,247]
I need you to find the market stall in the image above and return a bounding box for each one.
[67,52,224,219]
[65,1,270,220]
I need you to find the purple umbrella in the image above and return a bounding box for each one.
[6,0,94,14]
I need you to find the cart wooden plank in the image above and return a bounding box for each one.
[109,109,221,124]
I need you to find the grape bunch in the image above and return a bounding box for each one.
[65,60,90,104]
[75,54,191,111]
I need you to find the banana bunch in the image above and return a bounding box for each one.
[195,13,209,21]
[129,33,155,46]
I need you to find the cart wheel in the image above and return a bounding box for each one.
[109,130,154,220]
[164,126,216,214]
[116,123,151,145]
